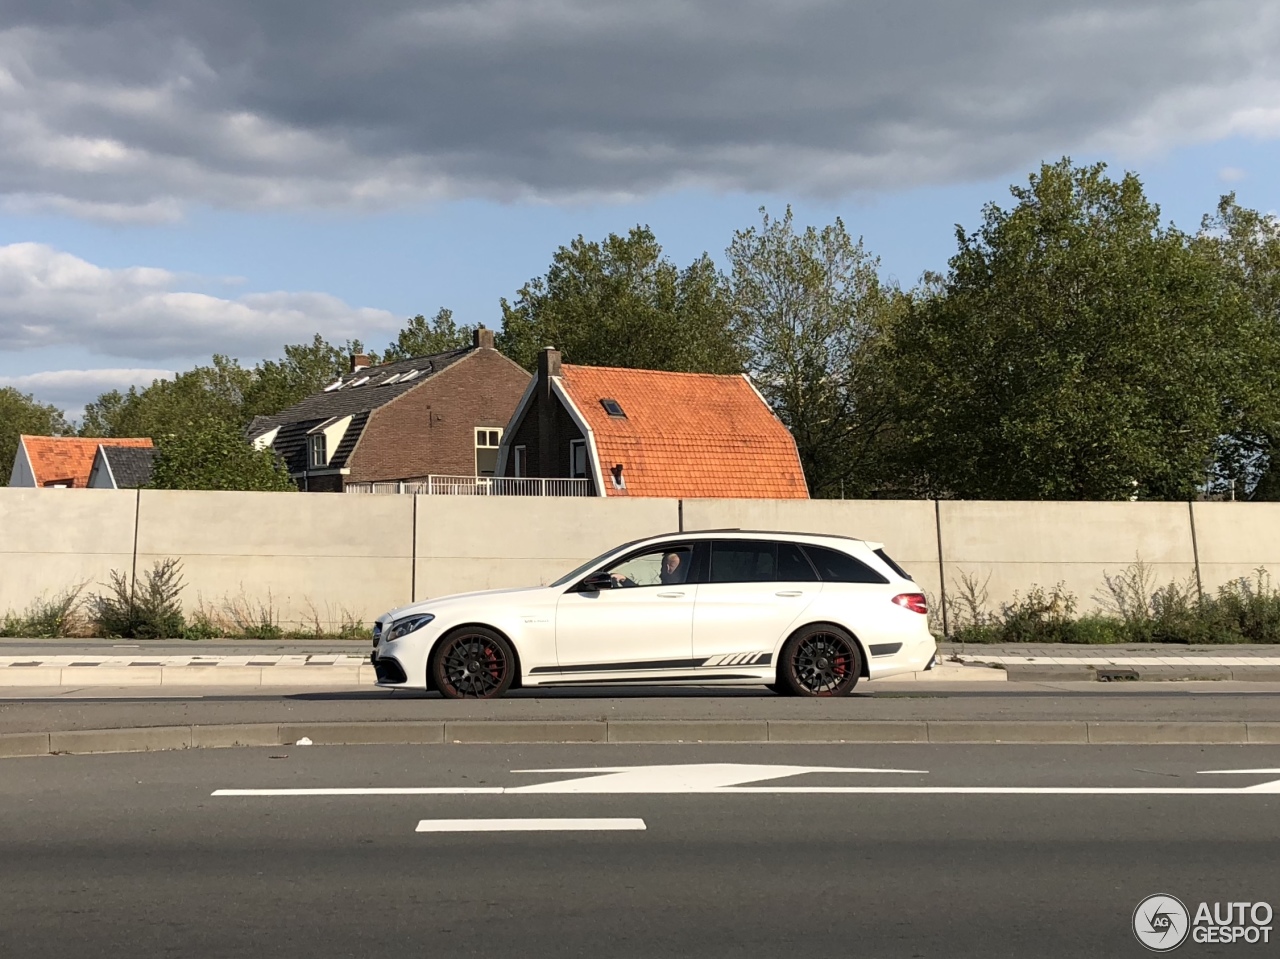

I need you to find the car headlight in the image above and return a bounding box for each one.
[386,613,435,642]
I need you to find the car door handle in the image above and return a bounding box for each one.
[657,591,685,598]
[775,590,804,597]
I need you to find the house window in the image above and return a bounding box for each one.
[308,434,327,468]
[600,398,626,417]
[475,428,502,476]
[569,439,588,478]
[513,445,527,478]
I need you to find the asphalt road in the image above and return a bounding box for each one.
[3,743,1279,958]
[4,681,1280,733]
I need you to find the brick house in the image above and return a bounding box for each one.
[8,436,154,488]
[496,348,809,498]
[248,328,530,492]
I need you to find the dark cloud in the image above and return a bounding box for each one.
[0,0,1277,219]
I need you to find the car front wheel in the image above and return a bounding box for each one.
[431,627,516,700]
[778,625,862,697]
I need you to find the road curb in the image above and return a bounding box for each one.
[6,719,1280,757]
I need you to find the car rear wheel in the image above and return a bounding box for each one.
[779,625,862,697]
[431,627,516,700]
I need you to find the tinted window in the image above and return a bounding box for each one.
[710,541,776,583]
[874,547,911,580]
[777,542,819,582]
[803,545,888,584]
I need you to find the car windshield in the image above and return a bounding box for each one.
[548,537,648,587]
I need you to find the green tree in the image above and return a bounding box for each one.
[242,334,372,420]
[1193,195,1280,499]
[80,356,253,439]
[0,387,72,485]
[498,226,746,374]
[382,309,473,361]
[727,207,902,498]
[148,418,295,492]
[887,159,1254,500]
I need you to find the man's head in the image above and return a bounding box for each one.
[663,552,682,575]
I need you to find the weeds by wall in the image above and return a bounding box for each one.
[0,558,370,640]
[948,560,1280,644]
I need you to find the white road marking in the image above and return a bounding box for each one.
[213,787,504,796]
[415,818,646,832]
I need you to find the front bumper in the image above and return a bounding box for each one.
[369,652,407,685]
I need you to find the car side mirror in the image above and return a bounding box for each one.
[578,572,615,592]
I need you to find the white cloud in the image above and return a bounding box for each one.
[1219,166,1248,183]
[0,242,398,360]
[0,1,1276,219]
[0,367,176,420]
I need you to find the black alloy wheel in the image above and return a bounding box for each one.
[431,627,516,700]
[779,625,862,697]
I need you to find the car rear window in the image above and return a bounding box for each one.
[802,545,889,584]
[874,547,911,580]
[777,542,819,582]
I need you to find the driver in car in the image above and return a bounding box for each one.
[612,551,687,588]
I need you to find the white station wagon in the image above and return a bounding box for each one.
[370,530,937,698]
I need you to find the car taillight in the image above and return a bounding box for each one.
[892,593,928,614]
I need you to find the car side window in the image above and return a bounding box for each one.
[777,542,820,582]
[709,540,777,583]
[802,545,889,584]
[606,545,695,588]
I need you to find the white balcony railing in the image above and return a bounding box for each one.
[346,475,594,497]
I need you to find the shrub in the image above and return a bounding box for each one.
[92,558,187,639]
[0,585,88,638]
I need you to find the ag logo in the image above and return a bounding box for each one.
[1134,894,1190,952]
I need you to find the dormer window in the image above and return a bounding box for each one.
[308,434,327,468]
[600,398,626,417]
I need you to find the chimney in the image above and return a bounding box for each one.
[537,347,561,479]
[472,326,495,350]
[349,354,371,373]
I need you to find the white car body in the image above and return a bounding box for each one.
[370,530,937,695]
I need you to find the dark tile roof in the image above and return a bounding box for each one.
[101,446,156,489]
[272,411,370,476]
[249,348,472,436]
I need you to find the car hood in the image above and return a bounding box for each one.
[379,585,556,624]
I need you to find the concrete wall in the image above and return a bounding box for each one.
[937,501,1199,621]
[133,490,414,629]
[0,488,1275,631]
[1190,503,1280,595]
[415,496,679,600]
[0,489,137,614]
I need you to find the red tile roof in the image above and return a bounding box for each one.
[557,365,808,499]
[20,436,153,488]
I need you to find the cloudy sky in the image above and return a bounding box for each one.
[2,0,1279,417]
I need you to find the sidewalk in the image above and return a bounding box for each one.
[944,643,1280,681]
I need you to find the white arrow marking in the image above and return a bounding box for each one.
[212,763,1280,798]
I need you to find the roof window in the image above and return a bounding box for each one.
[600,398,626,417]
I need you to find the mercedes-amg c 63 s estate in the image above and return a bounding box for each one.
[370,530,936,698]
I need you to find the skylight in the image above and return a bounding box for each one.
[600,398,626,417]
